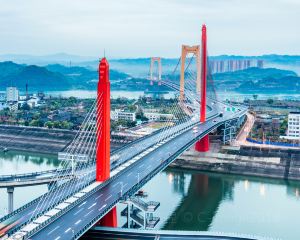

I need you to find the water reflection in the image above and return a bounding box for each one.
[0,151,58,216]
[0,151,59,175]
[140,169,300,240]
[163,170,234,231]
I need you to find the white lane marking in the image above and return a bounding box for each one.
[65,228,71,233]
[88,203,96,210]
[95,194,103,200]
[75,219,82,225]
[54,237,61,240]
[74,208,84,216]
[127,172,132,177]
[78,201,87,208]
[84,210,93,217]
[47,226,59,235]
[105,195,112,201]
[98,204,107,211]
[123,183,128,188]
[112,182,119,187]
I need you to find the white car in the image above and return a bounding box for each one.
[193,130,198,133]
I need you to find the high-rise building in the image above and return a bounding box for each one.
[6,87,19,102]
[209,59,264,74]
[257,60,264,68]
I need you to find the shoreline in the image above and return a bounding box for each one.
[171,145,300,182]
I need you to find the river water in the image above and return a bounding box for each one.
[44,89,300,102]
[1,151,300,239]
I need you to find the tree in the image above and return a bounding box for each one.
[21,103,31,111]
[267,98,274,105]
[29,119,43,127]
[45,121,54,129]
[252,94,258,100]
[61,121,73,129]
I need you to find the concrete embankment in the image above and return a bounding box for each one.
[171,145,300,181]
[0,125,126,154]
[0,125,75,154]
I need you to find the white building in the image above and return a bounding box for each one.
[287,112,300,139]
[6,87,19,102]
[144,112,174,121]
[27,97,39,108]
[111,109,136,122]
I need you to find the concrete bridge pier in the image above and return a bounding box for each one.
[7,187,14,213]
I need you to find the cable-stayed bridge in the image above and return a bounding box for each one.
[0,25,247,240]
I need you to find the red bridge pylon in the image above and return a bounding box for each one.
[96,58,111,182]
[195,24,210,152]
[96,58,117,227]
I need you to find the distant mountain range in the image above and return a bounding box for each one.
[1,53,299,77]
[0,60,299,94]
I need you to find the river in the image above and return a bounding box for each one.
[44,89,300,102]
[1,151,300,239]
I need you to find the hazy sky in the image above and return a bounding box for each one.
[0,0,299,58]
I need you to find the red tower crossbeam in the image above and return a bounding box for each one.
[96,58,111,182]
[195,24,210,152]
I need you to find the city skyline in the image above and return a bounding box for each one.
[0,0,299,58]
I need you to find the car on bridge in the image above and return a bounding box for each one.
[0,215,21,238]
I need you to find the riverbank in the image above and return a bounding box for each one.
[0,125,126,154]
[0,125,75,154]
[171,144,300,181]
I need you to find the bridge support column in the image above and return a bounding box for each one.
[195,135,210,152]
[98,207,117,227]
[7,187,14,213]
[96,58,111,182]
[195,24,210,152]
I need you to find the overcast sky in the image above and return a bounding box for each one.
[0,0,299,58]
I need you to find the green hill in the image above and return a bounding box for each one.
[0,61,131,91]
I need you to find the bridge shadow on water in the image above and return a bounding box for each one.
[162,169,234,231]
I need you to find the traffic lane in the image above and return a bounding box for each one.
[31,119,218,240]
